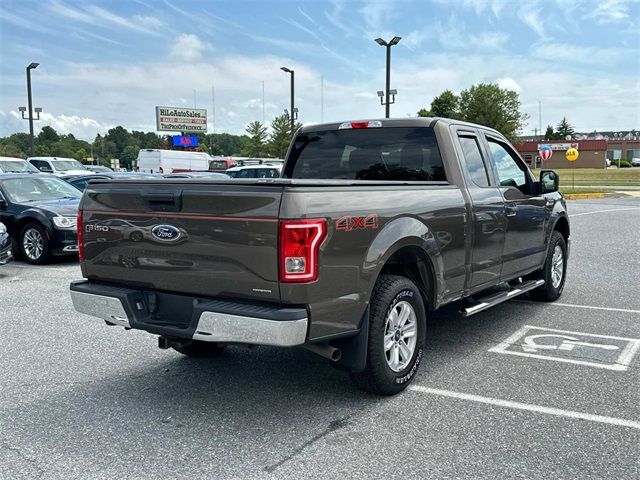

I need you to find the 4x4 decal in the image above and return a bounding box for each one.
[335,214,379,231]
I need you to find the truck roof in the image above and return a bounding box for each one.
[299,117,503,137]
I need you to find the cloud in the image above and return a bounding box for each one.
[169,34,211,62]
[497,77,521,93]
[530,42,628,67]
[584,0,632,23]
[517,5,548,39]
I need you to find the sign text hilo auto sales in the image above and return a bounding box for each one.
[155,106,208,133]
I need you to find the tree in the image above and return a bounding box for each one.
[417,108,432,117]
[120,145,140,169]
[555,117,575,140]
[38,126,60,145]
[544,125,557,141]
[457,83,527,142]
[268,113,299,158]
[242,121,268,157]
[430,90,458,118]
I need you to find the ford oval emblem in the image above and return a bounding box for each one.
[151,224,182,242]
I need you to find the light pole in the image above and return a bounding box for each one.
[280,67,295,136]
[374,37,401,118]
[20,62,41,156]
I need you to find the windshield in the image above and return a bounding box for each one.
[1,176,83,203]
[209,160,229,170]
[0,160,38,173]
[285,127,447,181]
[52,159,86,171]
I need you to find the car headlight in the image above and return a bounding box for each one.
[0,223,6,235]
[52,216,77,229]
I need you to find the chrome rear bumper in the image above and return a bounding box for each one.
[70,281,308,347]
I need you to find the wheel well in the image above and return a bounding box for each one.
[379,246,435,310]
[554,216,570,243]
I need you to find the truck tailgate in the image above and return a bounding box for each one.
[80,181,283,302]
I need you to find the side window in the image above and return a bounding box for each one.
[487,140,527,189]
[30,160,45,170]
[458,136,490,187]
[238,169,254,178]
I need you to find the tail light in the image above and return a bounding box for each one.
[279,219,327,282]
[77,209,84,262]
[338,120,382,129]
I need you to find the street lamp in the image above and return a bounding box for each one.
[374,36,401,118]
[19,62,41,156]
[281,67,296,136]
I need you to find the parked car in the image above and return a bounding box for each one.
[164,172,230,179]
[136,149,213,174]
[0,221,13,265]
[631,158,640,167]
[70,117,569,395]
[225,164,281,178]
[0,174,81,264]
[61,172,162,191]
[0,157,39,173]
[85,165,114,173]
[208,157,238,172]
[27,157,91,176]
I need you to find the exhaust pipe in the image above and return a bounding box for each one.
[303,343,342,362]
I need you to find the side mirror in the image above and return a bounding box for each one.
[540,169,559,193]
[0,198,7,209]
[39,166,53,173]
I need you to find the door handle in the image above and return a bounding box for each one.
[505,203,517,217]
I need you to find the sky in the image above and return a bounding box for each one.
[0,0,639,141]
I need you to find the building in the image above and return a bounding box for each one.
[515,138,640,169]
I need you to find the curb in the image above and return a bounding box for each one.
[563,193,606,200]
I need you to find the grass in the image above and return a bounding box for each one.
[531,168,640,187]
[559,187,610,194]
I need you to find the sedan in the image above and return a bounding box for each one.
[0,221,13,265]
[61,172,163,191]
[0,174,81,264]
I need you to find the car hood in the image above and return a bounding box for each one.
[21,198,80,216]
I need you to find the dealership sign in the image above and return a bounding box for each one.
[156,106,208,133]
[537,143,579,151]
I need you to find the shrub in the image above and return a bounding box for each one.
[617,160,632,168]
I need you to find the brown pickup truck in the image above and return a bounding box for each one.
[70,118,569,395]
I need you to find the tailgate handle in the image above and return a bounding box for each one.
[142,192,182,212]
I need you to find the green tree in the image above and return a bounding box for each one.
[37,126,60,145]
[457,83,527,142]
[417,108,432,117]
[209,133,246,156]
[268,113,297,158]
[430,90,459,118]
[120,145,139,169]
[242,121,268,157]
[555,117,575,140]
[544,125,557,141]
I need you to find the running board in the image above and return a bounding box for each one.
[461,279,545,317]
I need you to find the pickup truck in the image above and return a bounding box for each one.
[70,118,569,395]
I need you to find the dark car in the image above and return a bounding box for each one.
[61,172,162,191]
[0,174,81,264]
[163,172,231,179]
[0,221,13,265]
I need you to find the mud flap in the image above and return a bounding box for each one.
[332,306,369,373]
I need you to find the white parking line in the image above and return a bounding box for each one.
[517,300,640,315]
[408,385,640,430]
[571,207,640,217]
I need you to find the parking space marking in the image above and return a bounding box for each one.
[408,385,640,430]
[516,300,640,315]
[571,207,640,217]
[489,325,640,371]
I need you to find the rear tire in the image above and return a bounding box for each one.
[530,231,567,302]
[350,274,426,395]
[172,341,227,357]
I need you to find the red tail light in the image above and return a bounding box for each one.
[77,209,84,262]
[279,219,327,282]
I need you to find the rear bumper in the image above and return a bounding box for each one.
[69,280,308,347]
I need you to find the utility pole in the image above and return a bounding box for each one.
[262,80,265,124]
[374,37,401,118]
[280,67,296,136]
[538,101,542,141]
[20,63,41,156]
[321,75,324,123]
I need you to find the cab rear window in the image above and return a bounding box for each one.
[284,127,446,181]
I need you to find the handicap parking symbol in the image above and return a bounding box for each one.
[490,325,640,371]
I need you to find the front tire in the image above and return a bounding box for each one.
[172,340,227,357]
[20,223,51,265]
[350,274,426,395]
[530,231,567,302]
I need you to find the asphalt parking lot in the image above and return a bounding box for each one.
[1,196,639,480]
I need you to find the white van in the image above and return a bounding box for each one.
[136,149,213,174]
